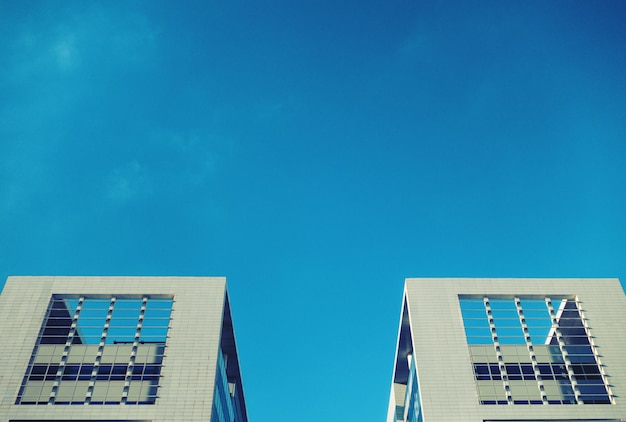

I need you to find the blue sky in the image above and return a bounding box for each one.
[1,1,626,420]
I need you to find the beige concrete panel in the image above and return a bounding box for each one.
[33,345,64,363]
[0,276,237,421]
[390,278,626,422]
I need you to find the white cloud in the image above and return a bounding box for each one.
[52,35,78,71]
[157,128,224,188]
[0,5,160,211]
[4,5,158,84]
[106,160,151,203]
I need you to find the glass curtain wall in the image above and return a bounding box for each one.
[16,295,172,405]
[460,296,611,405]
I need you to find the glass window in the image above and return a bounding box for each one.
[459,298,492,345]
[16,295,173,405]
[460,295,611,406]
[490,299,524,345]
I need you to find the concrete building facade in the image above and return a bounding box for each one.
[0,276,248,422]
[387,278,626,422]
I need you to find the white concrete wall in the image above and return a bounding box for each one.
[401,278,626,422]
[0,276,229,421]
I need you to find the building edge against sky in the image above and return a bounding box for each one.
[0,276,248,422]
[387,278,626,422]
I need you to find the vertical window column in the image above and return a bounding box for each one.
[514,297,545,404]
[404,354,422,422]
[545,298,579,403]
[574,300,614,404]
[484,297,511,404]
[85,297,116,404]
[49,297,85,404]
[121,297,148,404]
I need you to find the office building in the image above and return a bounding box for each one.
[387,278,626,422]
[0,276,248,422]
